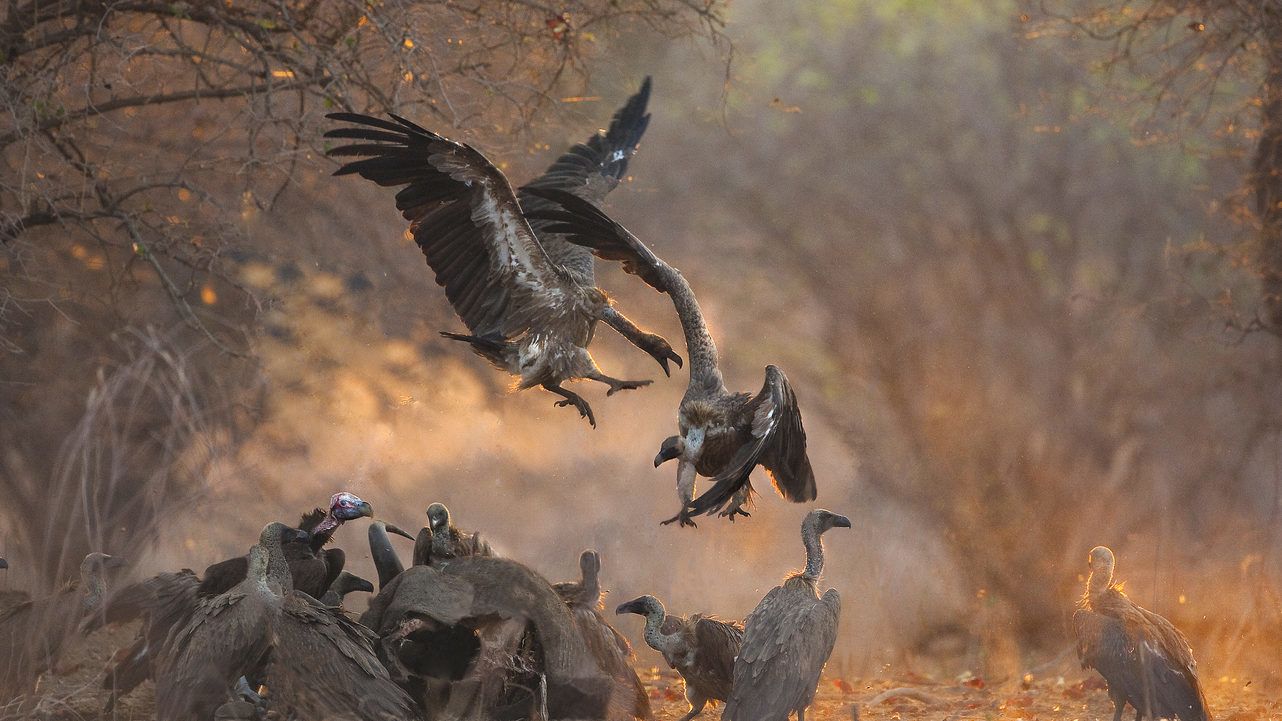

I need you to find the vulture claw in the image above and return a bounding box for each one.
[606,378,652,396]
[639,333,683,376]
[721,506,751,522]
[555,396,597,427]
[660,510,697,528]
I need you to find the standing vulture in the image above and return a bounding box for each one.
[198,491,373,598]
[324,78,678,428]
[723,509,850,721]
[0,552,127,704]
[554,550,651,721]
[615,594,743,721]
[1073,546,1210,721]
[413,502,493,567]
[156,522,418,721]
[524,189,816,524]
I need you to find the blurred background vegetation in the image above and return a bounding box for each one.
[2,0,1279,685]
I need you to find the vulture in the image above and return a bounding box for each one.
[198,491,373,598]
[361,555,614,720]
[155,522,418,721]
[554,550,651,721]
[523,189,817,525]
[320,570,376,606]
[324,78,679,428]
[0,552,128,704]
[369,520,415,589]
[723,509,850,721]
[1073,546,1210,721]
[615,594,743,721]
[413,502,493,567]
[86,568,201,711]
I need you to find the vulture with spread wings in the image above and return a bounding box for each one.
[324,79,678,427]
[524,188,816,525]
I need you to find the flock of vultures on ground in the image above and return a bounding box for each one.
[0,79,1212,721]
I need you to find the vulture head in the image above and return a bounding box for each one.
[614,595,664,618]
[426,503,452,533]
[330,491,374,522]
[1086,545,1116,594]
[806,509,852,535]
[79,552,129,611]
[653,435,683,467]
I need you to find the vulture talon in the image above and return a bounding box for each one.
[660,510,697,528]
[606,378,652,396]
[554,396,597,427]
[638,332,682,376]
[721,506,750,522]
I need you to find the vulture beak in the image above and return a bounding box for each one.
[383,523,415,541]
[104,555,129,569]
[354,500,374,519]
[831,514,852,529]
[350,576,375,594]
[654,436,683,467]
[614,598,646,616]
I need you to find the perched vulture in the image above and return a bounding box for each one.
[155,522,417,721]
[555,550,651,720]
[524,189,817,524]
[1073,546,1210,721]
[198,491,373,598]
[412,502,493,567]
[723,509,849,721]
[324,78,678,428]
[615,594,743,721]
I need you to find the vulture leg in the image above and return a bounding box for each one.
[677,693,707,721]
[720,485,752,521]
[544,383,597,427]
[602,306,683,376]
[797,706,806,721]
[661,459,698,527]
[1110,696,1125,721]
[586,370,653,396]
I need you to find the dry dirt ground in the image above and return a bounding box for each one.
[11,622,1277,721]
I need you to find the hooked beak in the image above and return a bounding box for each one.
[615,598,646,616]
[355,500,374,519]
[350,575,375,594]
[831,514,852,529]
[383,522,415,541]
[101,554,129,569]
[654,436,683,467]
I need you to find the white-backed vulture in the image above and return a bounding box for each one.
[324,78,677,428]
[615,594,743,721]
[413,502,493,567]
[321,570,375,607]
[723,509,850,721]
[0,552,127,704]
[522,189,816,525]
[1073,546,1210,721]
[555,550,651,720]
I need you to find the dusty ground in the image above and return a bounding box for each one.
[10,623,1277,721]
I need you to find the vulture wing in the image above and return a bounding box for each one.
[520,77,652,284]
[521,187,670,292]
[267,593,418,721]
[688,365,816,517]
[726,582,839,721]
[326,113,579,339]
[689,615,743,694]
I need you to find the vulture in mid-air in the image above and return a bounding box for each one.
[1073,546,1210,721]
[615,594,743,721]
[325,78,679,427]
[723,509,849,721]
[524,189,816,525]
[197,491,373,598]
[412,502,493,567]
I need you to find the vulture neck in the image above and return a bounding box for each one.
[1087,562,1114,601]
[801,520,826,581]
[255,542,292,594]
[642,606,681,656]
[80,569,109,612]
[311,512,341,542]
[662,267,723,394]
[431,526,453,559]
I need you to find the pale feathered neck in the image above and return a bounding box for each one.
[801,517,826,580]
